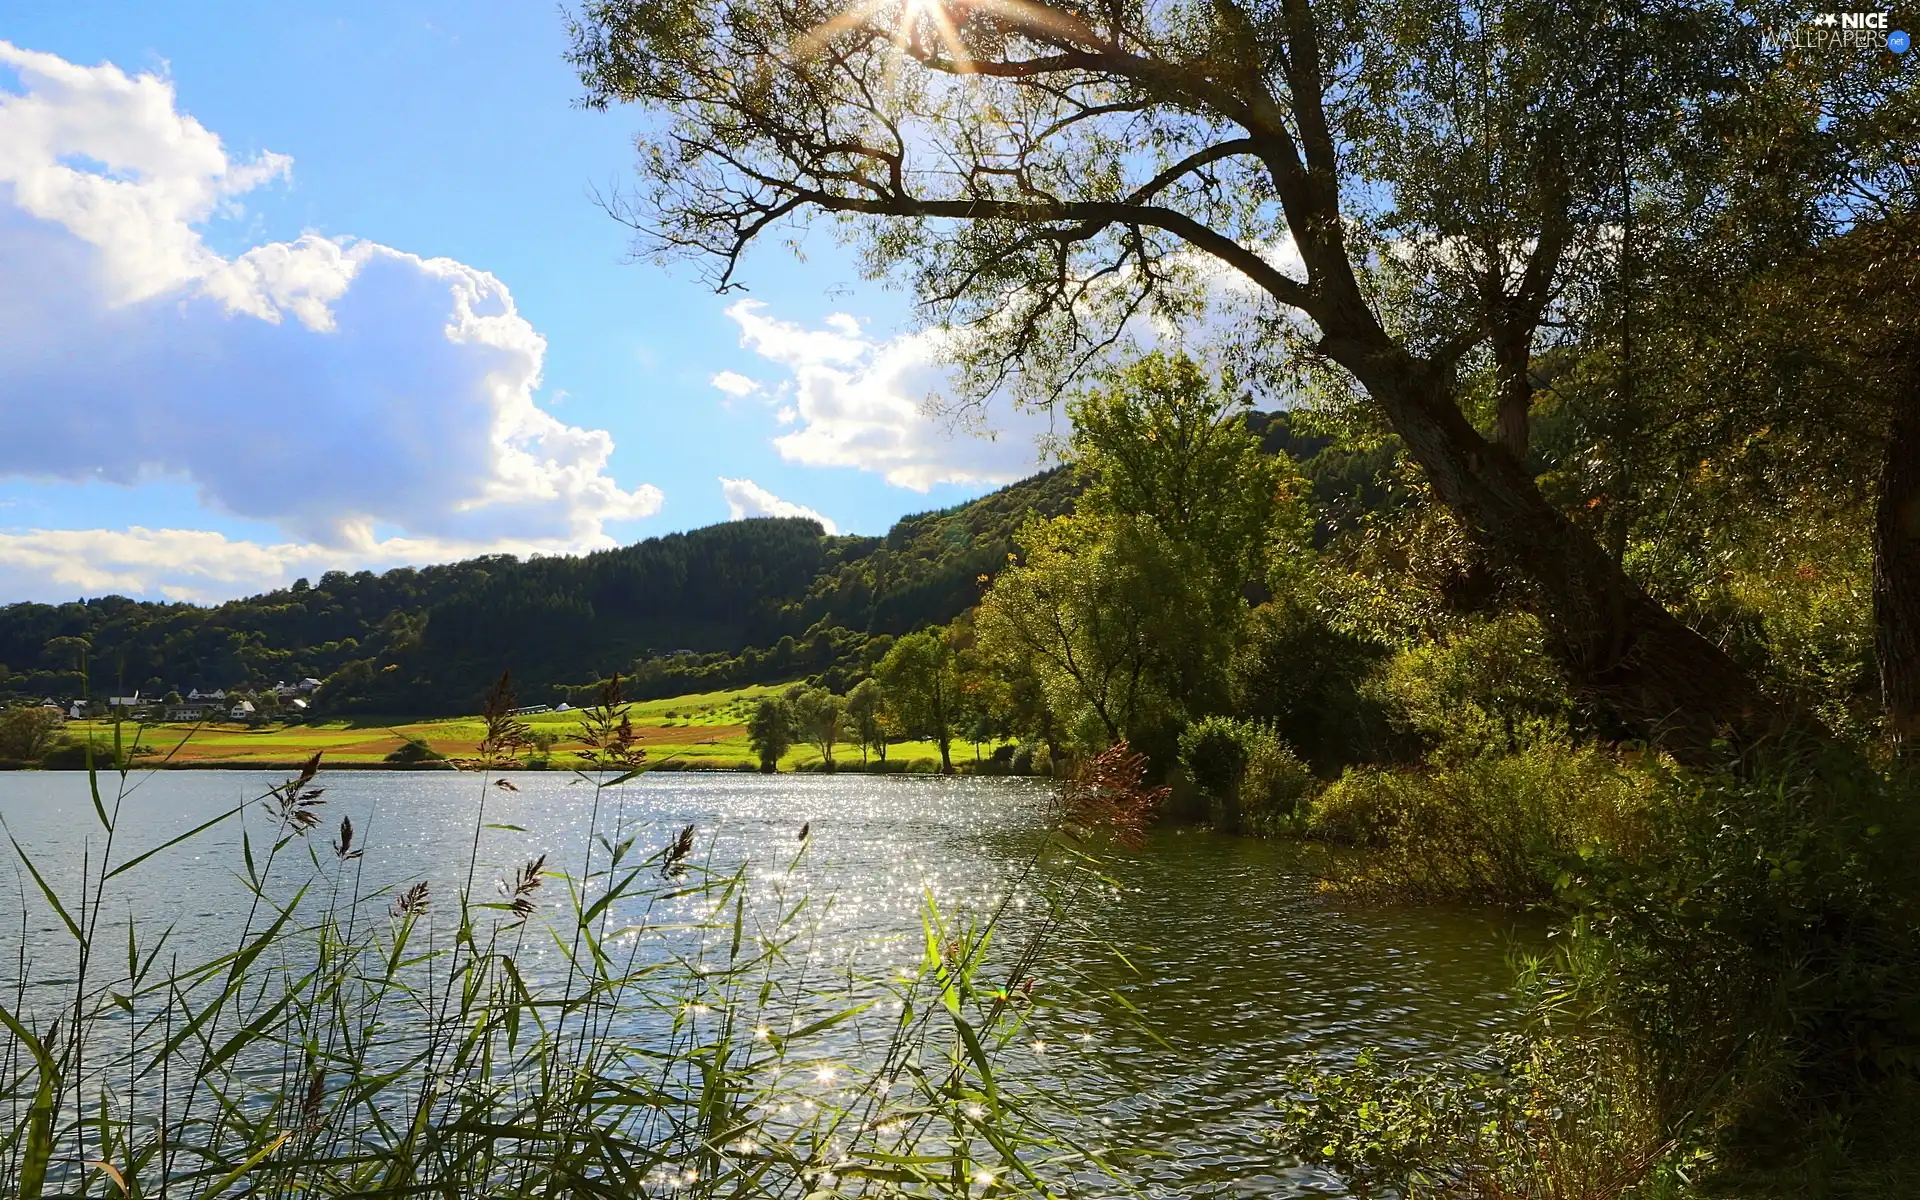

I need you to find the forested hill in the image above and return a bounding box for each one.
[0,410,1371,714]
[0,467,1079,714]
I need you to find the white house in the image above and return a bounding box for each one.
[229,699,256,721]
[188,687,226,703]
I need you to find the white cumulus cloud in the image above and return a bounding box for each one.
[710,370,759,397]
[724,300,1054,491]
[0,41,662,599]
[0,526,591,604]
[718,477,837,534]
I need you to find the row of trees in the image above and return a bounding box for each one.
[744,630,975,772]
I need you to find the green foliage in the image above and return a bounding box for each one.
[0,706,63,762]
[383,735,445,765]
[745,696,793,772]
[843,677,885,764]
[1311,743,1655,907]
[1070,352,1292,587]
[787,684,845,769]
[1276,1033,1684,1199]
[1241,733,1315,836]
[1553,749,1920,1184]
[875,629,958,773]
[1177,716,1250,806]
[1178,715,1314,836]
[1230,598,1396,770]
[1369,614,1575,761]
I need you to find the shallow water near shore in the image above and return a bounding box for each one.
[1,769,1536,1197]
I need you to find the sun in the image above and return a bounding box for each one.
[797,0,974,69]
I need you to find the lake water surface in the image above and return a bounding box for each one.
[1,769,1533,1196]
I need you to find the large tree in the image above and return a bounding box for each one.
[876,628,959,771]
[570,0,1899,762]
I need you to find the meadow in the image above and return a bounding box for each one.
[66,684,988,772]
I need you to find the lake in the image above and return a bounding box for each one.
[0,768,1533,1196]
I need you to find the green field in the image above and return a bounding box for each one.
[67,684,984,772]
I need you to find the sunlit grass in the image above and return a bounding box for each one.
[60,682,1005,771]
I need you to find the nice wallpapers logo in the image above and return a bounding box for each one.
[1765,10,1912,52]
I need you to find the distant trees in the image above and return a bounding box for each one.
[746,697,794,773]
[875,631,958,774]
[789,686,847,771]
[844,679,885,765]
[0,706,62,762]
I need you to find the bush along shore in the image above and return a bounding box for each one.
[0,677,1161,1197]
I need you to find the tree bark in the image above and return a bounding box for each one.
[1491,322,1534,462]
[1876,363,1920,749]
[1323,333,1802,766]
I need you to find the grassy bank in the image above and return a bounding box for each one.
[49,684,1002,772]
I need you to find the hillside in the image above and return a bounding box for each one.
[0,411,1371,715]
[0,468,1080,714]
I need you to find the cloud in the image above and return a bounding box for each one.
[725,300,1053,491]
[717,477,837,534]
[0,41,662,596]
[710,370,760,398]
[0,525,590,604]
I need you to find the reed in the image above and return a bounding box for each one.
[1,674,1130,1198]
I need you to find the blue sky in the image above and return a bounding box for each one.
[0,1,1050,603]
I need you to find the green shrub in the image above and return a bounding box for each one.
[1277,1029,1685,1199]
[1230,599,1394,770]
[1299,747,1920,1193]
[1309,742,1654,906]
[1179,715,1249,803]
[39,739,108,771]
[1555,748,1920,1187]
[0,705,63,760]
[1368,612,1574,761]
[1242,733,1314,835]
[1179,716,1313,835]
[1307,766,1404,847]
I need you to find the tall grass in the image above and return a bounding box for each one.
[0,675,1129,1198]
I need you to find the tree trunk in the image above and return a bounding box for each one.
[1876,364,1920,749]
[1325,335,1804,766]
[1491,322,1534,462]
